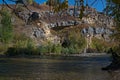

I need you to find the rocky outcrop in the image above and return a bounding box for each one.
[68,6,114,28]
[15,11,30,23]
[11,5,115,45]
[83,8,114,28]
[48,20,80,28]
[15,10,41,24]
[30,21,60,45]
[81,27,113,35]
[81,27,114,41]
[66,6,115,41]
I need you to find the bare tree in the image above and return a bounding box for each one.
[2,0,31,11]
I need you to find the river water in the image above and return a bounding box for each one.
[0,56,120,80]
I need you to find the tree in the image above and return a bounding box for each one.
[105,0,120,44]
[105,0,120,22]
[46,0,68,13]
[46,0,58,11]
[104,0,120,58]
[0,9,13,43]
[111,0,120,4]
[27,0,34,5]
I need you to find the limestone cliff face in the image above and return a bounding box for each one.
[82,7,114,28]
[12,17,60,46]
[30,21,60,45]
[78,7,114,41]
[81,27,113,41]
[9,5,115,45]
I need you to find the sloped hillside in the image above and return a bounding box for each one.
[0,4,116,54]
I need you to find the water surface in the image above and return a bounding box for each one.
[0,56,119,80]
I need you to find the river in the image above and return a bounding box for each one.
[0,55,120,80]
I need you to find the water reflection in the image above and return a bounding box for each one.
[0,56,119,80]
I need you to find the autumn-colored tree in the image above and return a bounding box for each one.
[46,0,68,13]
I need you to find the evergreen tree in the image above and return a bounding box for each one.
[0,9,13,43]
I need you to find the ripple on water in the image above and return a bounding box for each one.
[0,56,119,80]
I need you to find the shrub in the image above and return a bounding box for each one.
[91,37,114,53]
[51,44,62,54]
[5,47,36,56]
[46,41,53,53]
[37,42,62,55]
[62,30,86,53]
[5,34,37,56]
[0,44,8,54]
[13,33,29,42]
[0,9,13,43]
[13,34,35,49]
[68,46,77,54]
[112,46,120,56]
[61,47,69,54]
[37,46,49,55]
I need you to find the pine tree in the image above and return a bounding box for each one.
[0,9,13,43]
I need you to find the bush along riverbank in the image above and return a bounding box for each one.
[4,39,86,57]
[0,32,117,57]
[0,23,117,57]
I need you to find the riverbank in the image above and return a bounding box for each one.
[0,54,111,63]
[0,53,110,58]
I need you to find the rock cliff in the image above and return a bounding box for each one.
[0,5,115,46]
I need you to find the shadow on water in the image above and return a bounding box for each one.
[0,55,119,80]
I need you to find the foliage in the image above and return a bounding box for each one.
[91,37,115,53]
[0,44,8,54]
[5,47,36,56]
[59,28,86,54]
[38,42,62,55]
[37,40,82,55]
[105,0,120,56]
[112,46,120,56]
[15,5,25,12]
[27,0,34,5]
[37,46,48,55]
[68,30,86,53]
[79,1,84,19]
[51,43,62,54]
[46,0,68,13]
[105,0,120,22]
[46,0,63,6]
[5,39,36,56]
[5,33,37,56]
[53,0,68,13]
[0,9,13,43]
[61,47,69,54]
[108,0,120,4]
